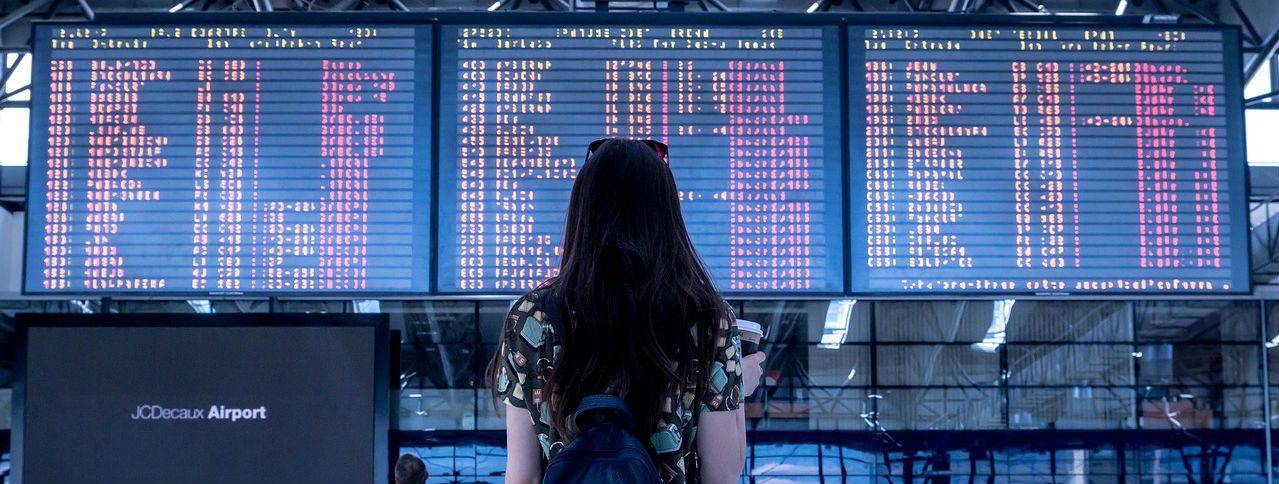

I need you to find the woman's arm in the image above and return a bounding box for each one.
[504,403,543,484]
[494,292,547,484]
[698,351,764,484]
[696,406,746,484]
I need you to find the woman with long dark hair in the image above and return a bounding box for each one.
[488,138,765,484]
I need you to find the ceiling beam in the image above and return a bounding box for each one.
[0,0,58,47]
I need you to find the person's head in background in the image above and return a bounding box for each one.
[541,138,728,438]
[394,453,427,484]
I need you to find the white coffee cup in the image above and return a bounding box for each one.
[735,319,763,355]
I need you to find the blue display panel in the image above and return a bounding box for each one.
[849,26,1248,294]
[439,25,844,294]
[25,24,432,295]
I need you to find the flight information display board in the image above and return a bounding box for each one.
[25,24,432,295]
[438,24,844,294]
[24,17,1249,297]
[849,26,1248,294]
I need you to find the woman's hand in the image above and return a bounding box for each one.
[741,351,766,397]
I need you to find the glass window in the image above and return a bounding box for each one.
[1136,343,1261,386]
[1132,442,1267,481]
[1247,109,1279,166]
[111,300,246,313]
[384,301,478,344]
[747,443,822,478]
[794,388,871,431]
[398,443,506,481]
[476,379,504,431]
[0,388,10,430]
[1223,387,1268,429]
[800,343,871,387]
[1266,301,1279,387]
[750,342,865,392]
[875,301,994,343]
[206,300,268,313]
[475,342,505,429]
[401,341,479,391]
[876,344,1000,386]
[397,388,479,431]
[1270,385,1279,431]
[749,387,871,431]
[478,300,516,344]
[0,107,29,166]
[1244,58,1273,99]
[275,300,353,313]
[741,300,869,343]
[1008,387,1135,429]
[1,54,29,100]
[1135,300,1260,342]
[1136,385,1266,429]
[747,392,805,429]
[1008,344,1134,386]
[747,443,877,479]
[876,387,1003,430]
[0,54,31,167]
[1001,449,1124,481]
[0,299,89,316]
[0,294,1274,478]
[1007,301,1132,342]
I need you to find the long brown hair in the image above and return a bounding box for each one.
[488,139,726,438]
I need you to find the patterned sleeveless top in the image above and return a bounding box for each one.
[495,288,743,484]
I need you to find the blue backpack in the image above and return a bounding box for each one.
[542,394,661,484]
[539,292,661,484]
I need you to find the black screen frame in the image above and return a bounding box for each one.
[11,312,392,484]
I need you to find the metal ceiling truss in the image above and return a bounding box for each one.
[0,0,1269,96]
[0,50,28,108]
[0,0,1271,97]
[1250,198,1279,280]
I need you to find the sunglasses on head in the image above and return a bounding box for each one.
[587,138,669,161]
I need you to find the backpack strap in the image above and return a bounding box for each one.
[570,394,636,430]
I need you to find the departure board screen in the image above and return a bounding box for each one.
[850,26,1247,294]
[439,25,844,294]
[25,24,432,295]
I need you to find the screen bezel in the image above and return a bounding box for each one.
[21,13,1249,298]
[11,312,392,484]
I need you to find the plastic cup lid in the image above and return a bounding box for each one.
[734,319,762,336]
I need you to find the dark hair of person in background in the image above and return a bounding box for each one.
[486,138,728,438]
[394,453,427,484]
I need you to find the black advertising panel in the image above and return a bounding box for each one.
[13,313,390,484]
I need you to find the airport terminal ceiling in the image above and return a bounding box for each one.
[0,2,1276,482]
